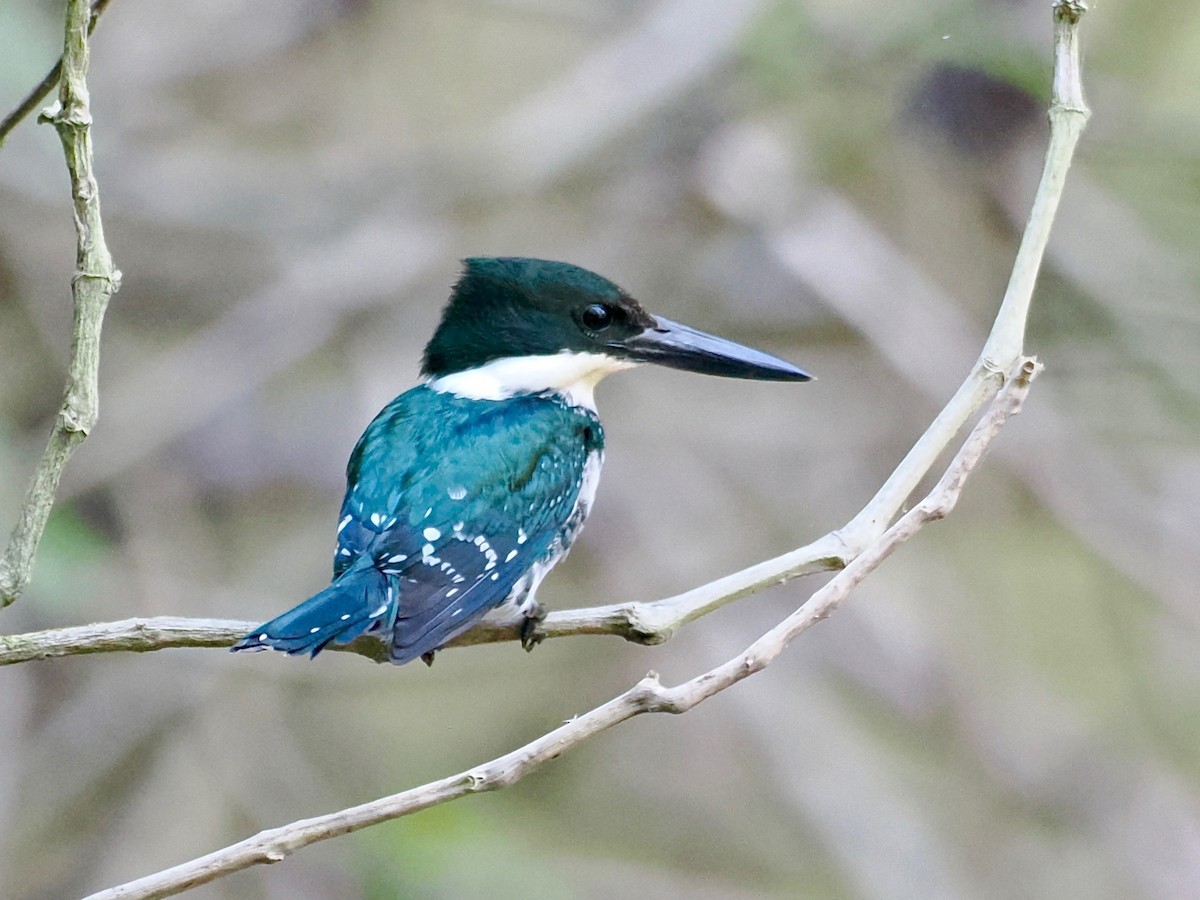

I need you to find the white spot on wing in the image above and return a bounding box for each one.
[423,526,441,541]
[448,486,467,500]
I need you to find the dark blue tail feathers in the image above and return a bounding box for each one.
[231,562,398,658]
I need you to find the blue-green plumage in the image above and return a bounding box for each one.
[233,257,811,667]
[238,386,602,664]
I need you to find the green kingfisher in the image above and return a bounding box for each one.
[231,257,811,666]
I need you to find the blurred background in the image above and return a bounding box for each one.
[2,0,1198,897]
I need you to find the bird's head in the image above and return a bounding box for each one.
[422,257,811,404]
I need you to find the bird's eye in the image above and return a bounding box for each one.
[580,304,613,332]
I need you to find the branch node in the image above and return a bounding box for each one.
[1053,0,1087,25]
[616,603,671,645]
[39,4,1093,893]
[1016,357,1041,387]
[918,498,951,522]
[978,355,1008,383]
[59,408,91,436]
[1,0,118,609]
[73,269,122,291]
[49,107,93,129]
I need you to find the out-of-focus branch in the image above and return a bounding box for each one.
[0,0,120,606]
[486,0,768,190]
[78,5,1088,896]
[0,556,850,664]
[0,0,113,147]
[82,358,1040,900]
[0,0,1091,650]
[58,217,449,497]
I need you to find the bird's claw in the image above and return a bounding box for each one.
[519,601,548,652]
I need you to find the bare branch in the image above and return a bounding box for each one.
[83,358,1039,900]
[0,618,273,666]
[983,0,1090,368]
[0,0,1091,652]
[0,0,113,148]
[486,0,769,189]
[0,0,120,607]
[66,4,1088,896]
[0,539,846,666]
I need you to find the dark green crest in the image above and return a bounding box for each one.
[421,258,655,377]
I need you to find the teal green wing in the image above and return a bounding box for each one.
[330,386,603,663]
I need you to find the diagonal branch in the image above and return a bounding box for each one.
[0,0,1091,658]
[81,4,1087,895]
[82,355,1038,900]
[0,0,121,607]
[0,545,846,666]
[46,2,1088,895]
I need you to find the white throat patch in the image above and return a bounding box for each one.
[428,351,636,410]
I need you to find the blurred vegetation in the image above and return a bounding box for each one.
[1,1,1198,898]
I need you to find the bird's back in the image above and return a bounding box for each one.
[236,385,604,663]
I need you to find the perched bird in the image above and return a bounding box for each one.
[232,257,811,666]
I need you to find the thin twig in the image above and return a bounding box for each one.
[0,0,113,148]
[0,0,1091,655]
[983,0,1090,368]
[83,4,1087,895]
[0,0,120,606]
[0,537,847,665]
[83,357,1038,900]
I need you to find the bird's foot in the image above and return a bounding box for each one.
[519,601,548,653]
[420,650,436,667]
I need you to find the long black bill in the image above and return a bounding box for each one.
[614,316,813,382]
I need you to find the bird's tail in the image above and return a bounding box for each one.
[231,561,397,658]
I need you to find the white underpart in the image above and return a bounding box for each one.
[484,448,604,625]
[428,351,636,410]
[575,448,603,524]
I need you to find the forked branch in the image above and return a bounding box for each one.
[84,3,1087,896]
[84,358,1039,900]
[0,2,1090,659]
